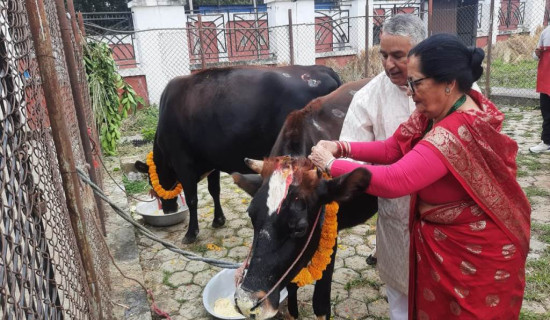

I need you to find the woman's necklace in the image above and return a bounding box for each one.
[424,94,466,136]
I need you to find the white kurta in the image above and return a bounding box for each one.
[339,72,415,295]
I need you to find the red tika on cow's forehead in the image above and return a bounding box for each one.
[261,156,319,195]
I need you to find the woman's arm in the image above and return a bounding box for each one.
[330,143,448,198]
[348,136,403,164]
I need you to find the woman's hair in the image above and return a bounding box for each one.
[408,33,485,92]
[382,14,427,46]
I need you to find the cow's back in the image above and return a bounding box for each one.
[156,65,341,175]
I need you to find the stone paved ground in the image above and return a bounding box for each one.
[106,105,550,320]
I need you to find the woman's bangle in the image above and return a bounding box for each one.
[324,157,336,175]
[344,141,351,158]
[334,140,343,158]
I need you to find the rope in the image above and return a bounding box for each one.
[76,168,240,269]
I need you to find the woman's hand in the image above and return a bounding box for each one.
[315,140,340,157]
[309,144,335,172]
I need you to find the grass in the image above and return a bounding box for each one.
[344,277,382,291]
[162,270,178,289]
[524,186,550,198]
[532,223,550,244]
[479,59,538,89]
[121,104,159,140]
[188,243,209,254]
[516,154,546,172]
[122,175,149,195]
[520,310,550,320]
[524,248,550,302]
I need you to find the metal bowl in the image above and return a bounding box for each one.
[203,268,288,319]
[135,196,188,227]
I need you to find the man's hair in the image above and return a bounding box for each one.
[381,14,427,46]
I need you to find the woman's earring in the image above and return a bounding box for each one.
[445,87,451,94]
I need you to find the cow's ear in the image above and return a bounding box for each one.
[320,168,371,203]
[232,173,263,196]
[135,161,149,173]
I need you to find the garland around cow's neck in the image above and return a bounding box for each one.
[146,151,183,200]
[291,201,339,287]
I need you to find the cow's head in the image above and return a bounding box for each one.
[135,150,179,213]
[232,156,371,319]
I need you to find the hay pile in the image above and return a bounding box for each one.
[325,45,384,83]
[488,27,543,63]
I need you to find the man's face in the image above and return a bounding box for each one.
[379,33,413,86]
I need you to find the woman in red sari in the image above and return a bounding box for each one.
[309,33,531,319]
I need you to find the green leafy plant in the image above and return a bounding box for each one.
[83,41,144,155]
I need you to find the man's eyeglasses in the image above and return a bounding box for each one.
[407,77,429,94]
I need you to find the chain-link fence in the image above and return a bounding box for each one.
[1,0,111,318]
[84,0,549,105]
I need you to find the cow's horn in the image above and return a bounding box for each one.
[244,158,263,174]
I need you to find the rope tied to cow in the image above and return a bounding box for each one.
[76,167,240,269]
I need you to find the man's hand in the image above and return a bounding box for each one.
[535,47,542,59]
[234,261,247,287]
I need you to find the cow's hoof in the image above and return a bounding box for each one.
[182,233,198,244]
[366,254,377,266]
[212,216,226,228]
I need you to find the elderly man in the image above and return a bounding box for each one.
[339,14,426,319]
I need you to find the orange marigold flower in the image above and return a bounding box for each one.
[146,151,184,200]
[292,201,339,287]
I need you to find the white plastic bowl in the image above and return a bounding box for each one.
[203,268,288,319]
[135,196,188,227]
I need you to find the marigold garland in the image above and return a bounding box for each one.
[291,201,339,287]
[146,151,183,200]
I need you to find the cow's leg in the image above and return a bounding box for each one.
[207,170,226,228]
[179,176,200,244]
[286,283,299,319]
[312,241,338,319]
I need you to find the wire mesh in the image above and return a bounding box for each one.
[84,1,550,105]
[1,0,111,318]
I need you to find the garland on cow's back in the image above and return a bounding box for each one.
[291,201,339,287]
[146,151,183,199]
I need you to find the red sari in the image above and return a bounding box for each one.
[394,90,531,319]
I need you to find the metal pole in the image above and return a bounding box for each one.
[288,9,294,66]
[198,14,207,70]
[65,0,82,52]
[54,0,107,235]
[485,0,496,98]
[77,11,87,37]
[364,0,370,78]
[428,0,433,36]
[24,0,102,318]
[253,0,261,60]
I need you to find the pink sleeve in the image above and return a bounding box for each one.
[330,143,448,198]
[348,136,403,164]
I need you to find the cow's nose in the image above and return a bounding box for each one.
[235,287,258,318]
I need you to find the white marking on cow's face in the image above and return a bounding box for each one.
[312,119,325,132]
[331,109,346,118]
[281,72,291,78]
[259,229,271,241]
[266,168,293,215]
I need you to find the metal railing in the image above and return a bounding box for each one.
[498,0,526,30]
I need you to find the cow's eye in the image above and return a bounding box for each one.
[291,197,307,212]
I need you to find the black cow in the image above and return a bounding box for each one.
[135,65,341,243]
[231,79,378,319]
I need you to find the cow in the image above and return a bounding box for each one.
[231,78,378,320]
[134,65,341,244]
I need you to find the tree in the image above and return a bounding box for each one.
[73,0,130,12]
